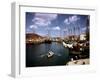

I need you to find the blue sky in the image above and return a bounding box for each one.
[26,12,89,37]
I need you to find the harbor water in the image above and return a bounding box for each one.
[26,42,70,67]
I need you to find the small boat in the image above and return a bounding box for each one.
[62,42,67,47]
[47,51,54,58]
[62,42,73,48]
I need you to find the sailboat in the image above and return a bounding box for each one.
[45,28,52,44]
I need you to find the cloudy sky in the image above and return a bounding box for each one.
[26,12,89,37]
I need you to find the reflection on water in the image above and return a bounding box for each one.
[26,42,69,67]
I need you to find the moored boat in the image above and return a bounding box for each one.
[47,51,54,58]
[62,42,73,48]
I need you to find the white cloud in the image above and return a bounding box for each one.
[32,17,51,26]
[69,15,80,22]
[29,25,38,29]
[26,28,33,33]
[52,26,60,30]
[64,18,70,25]
[26,25,38,33]
[35,13,57,21]
[32,13,58,27]
[64,15,80,25]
